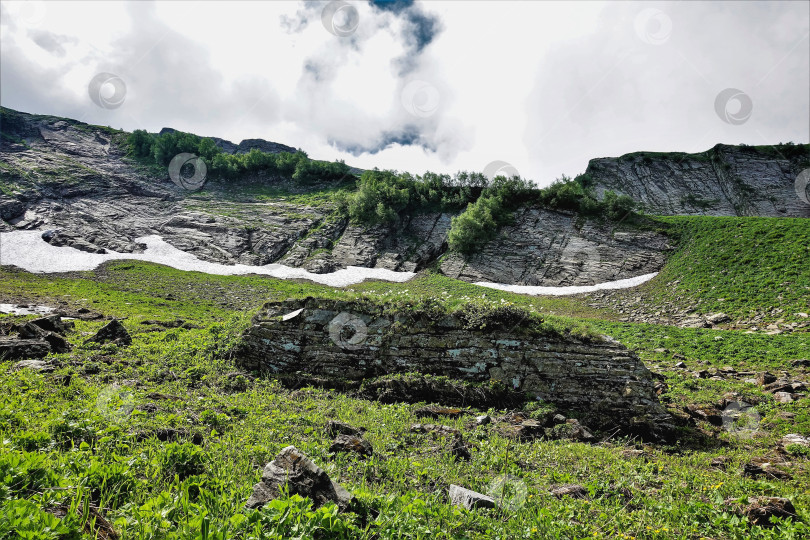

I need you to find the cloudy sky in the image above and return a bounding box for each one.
[1,0,808,185]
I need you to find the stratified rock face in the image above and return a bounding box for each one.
[237,298,671,434]
[587,145,810,217]
[440,207,669,286]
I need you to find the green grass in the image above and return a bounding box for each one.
[641,217,810,323]
[1,214,809,538]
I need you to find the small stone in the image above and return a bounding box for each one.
[475,414,491,426]
[773,392,794,403]
[706,313,731,325]
[329,434,373,457]
[325,420,364,438]
[756,372,777,386]
[779,433,810,449]
[674,361,687,369]
[550,484,589,499]
[448,484,495,510]
[12,359,52,372]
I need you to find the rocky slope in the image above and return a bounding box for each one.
[1,107,804,287]
[587,144,810,217]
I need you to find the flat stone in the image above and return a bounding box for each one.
[12,359,52,372]
[745,497,797,527]
[773,392,794,403]
[448,484,495,510]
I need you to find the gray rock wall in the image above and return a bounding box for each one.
[587,144,810,217]
[236,298,671,434]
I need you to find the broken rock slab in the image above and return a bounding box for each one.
[246,446,353,511]
[0,338,51,360]
[448,484,496,510]
[86,319,132,346]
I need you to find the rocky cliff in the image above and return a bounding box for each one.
[1,107,805,287]
[236,298,673,438]
[587,144,810,217]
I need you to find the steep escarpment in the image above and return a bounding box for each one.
[237,298,673,439]
[587,144,810,217]
[0,107,668,285]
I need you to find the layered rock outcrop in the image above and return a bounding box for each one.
[587,144,810,217]
[236,298,672,438]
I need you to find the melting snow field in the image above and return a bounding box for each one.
[0,230,657,294]
[0,231,415,288]
[474,273,658,296]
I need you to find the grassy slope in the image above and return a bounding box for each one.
[0,216,809,539]
[642,217,810,323]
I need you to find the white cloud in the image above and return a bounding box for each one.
[1,0,807,185]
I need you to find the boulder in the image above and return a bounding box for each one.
[448,485,496,510]
[246,446,353,510]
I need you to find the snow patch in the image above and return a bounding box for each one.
[0,230,657,294]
